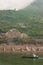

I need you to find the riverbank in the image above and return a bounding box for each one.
[0,44,43,55]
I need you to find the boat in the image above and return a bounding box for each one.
[22,54,38,59]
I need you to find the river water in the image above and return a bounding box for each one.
[0,54,43,65]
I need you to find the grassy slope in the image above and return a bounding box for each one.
[0,0,43,36]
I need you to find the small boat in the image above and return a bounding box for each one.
[32,54,38,59]
[22,54,38,59]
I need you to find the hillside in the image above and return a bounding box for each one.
[24,0,43,16]
[0,0,43,37]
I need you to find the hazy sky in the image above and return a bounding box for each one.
[0,0,35,10]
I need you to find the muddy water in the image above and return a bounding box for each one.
[0,54,43,65]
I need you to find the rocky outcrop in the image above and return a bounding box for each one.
[20,33,28,39]
[5,29,21,38]
[5,29,28,39]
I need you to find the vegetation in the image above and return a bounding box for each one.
[0,34,7,44]
[0,0,43,44]
[0,10,43,36]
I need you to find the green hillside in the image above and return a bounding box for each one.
[0,0,43,36]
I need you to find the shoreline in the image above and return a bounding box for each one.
[0,44,43,54]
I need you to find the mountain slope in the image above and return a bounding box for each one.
[0,0,43,36]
